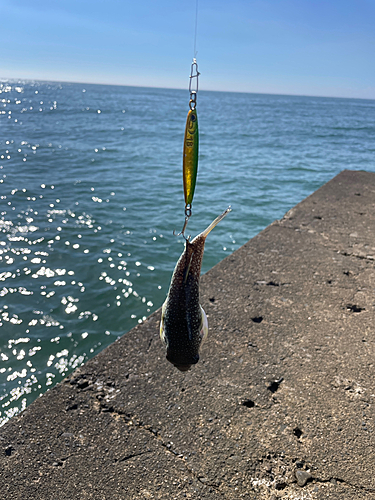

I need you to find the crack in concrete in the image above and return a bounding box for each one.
[253,450,375,495]
[279,222,375,266]
[313,476,375,493]
[89,370,375,497]
[99,402,224,495]
[115,450,153,463]
[339,250,375,263]
[147,337,153,351]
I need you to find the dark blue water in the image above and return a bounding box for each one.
[1,80,374,426]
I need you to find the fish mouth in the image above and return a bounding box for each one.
[173,364,192,372]
[166,352,199,372]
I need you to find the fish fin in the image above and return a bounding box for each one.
[200,207,231,239]
[159,300,168,347]
[199,305,208,343]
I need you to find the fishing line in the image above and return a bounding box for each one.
[193,0,199,59]
[175,0,201,240]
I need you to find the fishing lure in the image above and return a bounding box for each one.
[183,107,199,210]
[177,59,200,238]
[160,207,231,371]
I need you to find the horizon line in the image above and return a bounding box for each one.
[1,75,374,102]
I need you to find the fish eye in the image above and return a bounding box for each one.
[190,114,196,122]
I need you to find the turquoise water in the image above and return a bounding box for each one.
[1,81,374,426]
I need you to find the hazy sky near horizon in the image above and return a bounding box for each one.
[1,0,374,99]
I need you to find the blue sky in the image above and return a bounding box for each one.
[1,0,374,98]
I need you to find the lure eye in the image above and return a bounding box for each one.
[190,114,196,122]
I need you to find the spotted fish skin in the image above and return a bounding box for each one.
[160,208,230,371]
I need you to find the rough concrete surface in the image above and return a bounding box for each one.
[1,170,375,500]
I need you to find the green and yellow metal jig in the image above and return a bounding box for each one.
[177,59,200,238]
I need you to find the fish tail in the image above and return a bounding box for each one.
[201,207,231,238]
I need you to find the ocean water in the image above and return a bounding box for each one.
[1,81,374,426]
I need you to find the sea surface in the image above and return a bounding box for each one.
[1,81,374,426]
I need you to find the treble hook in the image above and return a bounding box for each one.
[173,205,192,241]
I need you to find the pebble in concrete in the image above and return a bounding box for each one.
[295,469,312,487]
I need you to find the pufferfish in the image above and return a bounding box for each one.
[160,208,231,371]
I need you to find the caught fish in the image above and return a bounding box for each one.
[160,208,231,371]
[183,108,199,208]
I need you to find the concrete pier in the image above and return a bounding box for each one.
[1,170,375,499]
